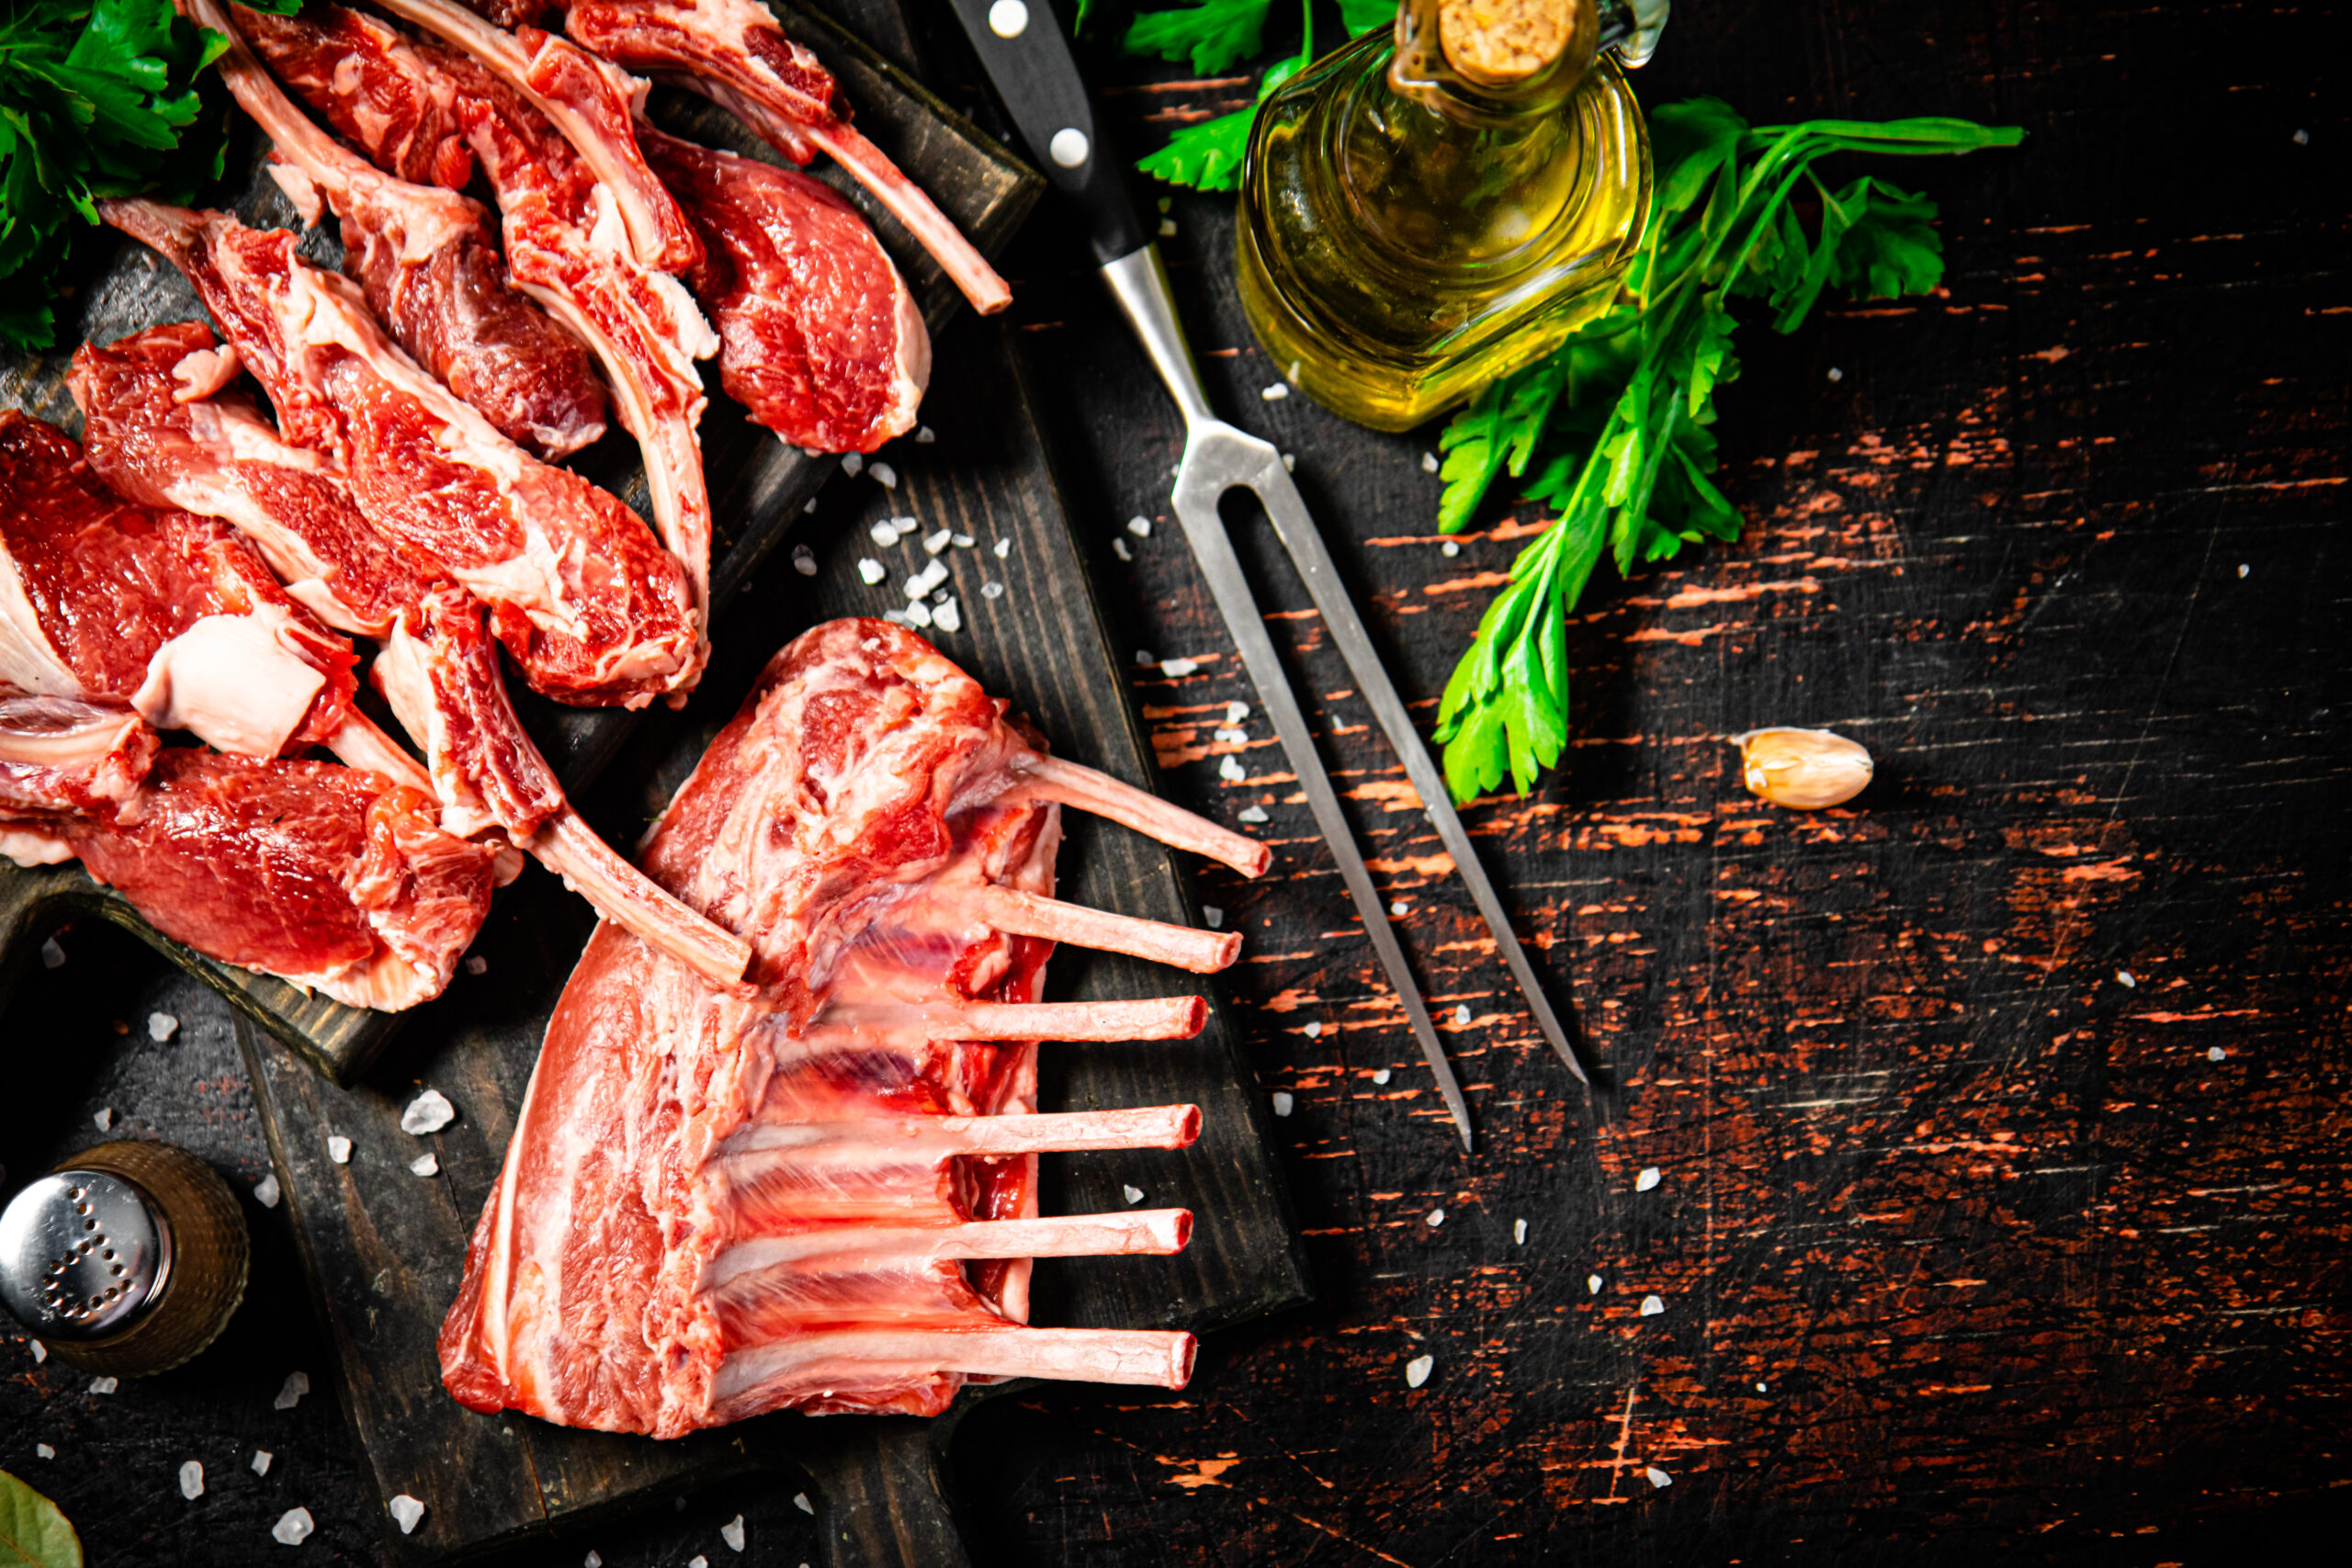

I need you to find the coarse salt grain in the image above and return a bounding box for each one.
[1159,219,1177,237]
[1756,1382,1768,1393]
[464,955,487,976]
[1203,906,1224,929]
[1588,1274,1603,1294]
[892,516,921,537]
[793,1493,814,1515]
[180,1461,205,1499]
[1640,1294,1666,1316]
[89,1376,118,1394]
[2238,563,2250,577]
[2293,129,2309,145]
[253,1450,273,1476]
[1271,1091,1294,1117]
[980,581,1007,603]
[2209,1045,2228,1063]
[1227,700,1250,723]
[1136,649,1156,667]
[1421,452,1439,473]
[1303,1021,1322,1039]
[411,1153,439,1178]
[791,545,818,577]
[1453,1004,1472,1027]
[1405,1355,1433,1388]
[326,1136,352,1165]
[1127,515,1152,537]
[1282,453,1295,472]
[390,1495,426,1535]
[1123,1185,1146,1205]
[841,454,865,477]
[722,1514,746,1551]
[401,1089,456,1134]
[1261,384,1289,400]
[584,1554,602,1568]
[1441,541,1460,558]
[1218,755,1246,782]
[952,534,974,548]
[803,498,819,513]
[149,1012,180,1042]
[29,1341,46,1363]
[903,602,933,630]
[1514,1219,1527,1245]
[916,425,936,444]
[858,558,886,585]
[276,1371,309,1409]
[690,1558,707,1568]
[254,1173,280,1209]
[1645,1466,1673,1489]
[1826,367,1844,381]
[871,462,898,489]
[923,528,952,555]
[933,598,963,633]
[1161,657,1200,677]
[36,1444,54,1459]
[2118,970,2136,987]
[868,520,898,547]
[1426,1208,1444,1227]
[1113,537,1133,560]
[1238,806,1268,824]
[905,559,948,598]
[1635,1167,1661,1192]
[993,537,1011,558]
[1372,1069,1390,1085]
[40,937,63,969]
[1215,728,1247,744]
[272,1508,314,1546]
[1390,900,1408,917]
[94,1108,113,1132]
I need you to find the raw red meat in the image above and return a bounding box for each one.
[643,128,926,454]
[70,324,756,988]
[567,0,1012,313]
[440,619,1267,1434]
[0,696,158,829]
[101,198,703,708]
[188,0,607,460]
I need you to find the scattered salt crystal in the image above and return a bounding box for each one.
[1160,656,1199,676]
[181,1461,205,1499]
[993,537,1011,558]
[36,1444,53,1459]
[463,955,487,976]
[689,1557,708,1568]
[1640,1294,1665,1316]
[1203,906,1224,929]
[1405,1355,1432,1388]
[2238,563,2250,578]
[1237,806,1268,824]
[1159,219,1177,238]
[1126,515,1152,538]
[411,1154,439,1178]
[2292,129,2309,145]
[790,545,818,577]
[841,453,865,477]
[870,461,898,489]
[1514,1219,1527,1245]
[722,1513,746,1551]
[905,558,948,598]
[883,608,910,626]
[326,1136,352,1165]
[40,937,63,969]
[1756,1382,1768,1393]
[868,520,898,547]
[401,1089,456,1135]
[1113,537,1133,561]
[893,516,921,537]
[94,1108,113,1132]
[1218,755,1246,782]
[793,1493,814,1515]
[2209,1045,2227,1063]
[1635,1167,1661,1192]
[1282,453,1295,472]
[1645,1466,1673,1489]
[1588,1274,1602,1294]
[858,558,886,585]
[981,581,1004,599]
[1372,1069,1390,1085]
[1421,452,1439,473]
[272,1508,314,1546]
[2117,970,2136,987]
[916,425,936,444]
[952,534,975,548]
[1215,728,1248,744]
[1441,540,1460,558]
[1226,700,1250,724]
[803,498,819,513]
[253,1450,273,1476]
[1826,367,1844,382]
[29,1341,46,1363]
[923,528,952,555]
[1261,384,1289,401]
[1123,1185,1145,1205]
[1303,1021,1322,1039]
[1389,900,1408,917]
[149,1012,180,1042]
[1426,1208,1444,1227]
[903,601,933,630]
[254,1174,280,1209]
[1271,1091,1294,1117]
[275,1371,309,1409]
[1453,1004,1471,1027]
[89,1376,118,1394]
[390,1495,425,1535]
[584,1554,602,1568]
[933,598,963,634]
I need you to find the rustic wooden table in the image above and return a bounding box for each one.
[5,2,2345,1563]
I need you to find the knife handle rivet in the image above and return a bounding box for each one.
[988,0,1029,38]
[1049,128,1091,167]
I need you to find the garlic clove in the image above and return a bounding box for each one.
[1733,728,1873,809]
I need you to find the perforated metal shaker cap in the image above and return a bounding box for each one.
[0,1169,171,1338]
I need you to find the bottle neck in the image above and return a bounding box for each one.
[1386,0,1665,125]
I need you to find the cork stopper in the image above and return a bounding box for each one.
[1437,0,1597,87]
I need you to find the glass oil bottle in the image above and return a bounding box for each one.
[1237,0,1666,431]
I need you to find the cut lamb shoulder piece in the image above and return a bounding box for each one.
[440,619,1262,1434]
[187,0,607,459]
[69,324,756,989]
[0,695,160,843]
[641,128,926,454]
[567,0,1013,314]
[99,198,704,708]
[0,410,357,761]
[238,1,719,624]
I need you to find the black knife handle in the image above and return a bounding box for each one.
[940,0,1148,265]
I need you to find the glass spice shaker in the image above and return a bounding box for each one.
[0,1139,250,1377]
[1237,0,1668,430]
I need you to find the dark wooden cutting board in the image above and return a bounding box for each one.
[0,6,1309,1562]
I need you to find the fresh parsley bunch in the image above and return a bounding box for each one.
[1430,100,2020,802]
[0,0,296,351]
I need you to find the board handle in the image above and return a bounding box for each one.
[796,1415,977,1568]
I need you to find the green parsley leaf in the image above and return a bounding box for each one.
[1432,101,2021,800]
[1123,0,1272,75]
[1336,0,1395,35]
[0,1469,84,1568]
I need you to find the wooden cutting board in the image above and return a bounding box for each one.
[1,6,1310,1562]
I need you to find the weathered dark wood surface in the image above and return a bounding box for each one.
[5,0,2347,1563]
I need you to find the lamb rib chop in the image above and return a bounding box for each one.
[641,127,925,454]
[185,0,607,460]
[68,323,755,990]
[566,0,1012,314]
[440,620,1265,1434]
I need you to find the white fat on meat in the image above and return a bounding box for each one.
[0,553,81,698]
[131,610,330,758]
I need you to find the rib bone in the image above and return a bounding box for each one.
[949,884,1238,973]
[809,997,1207,1043]
[1013,753,1272,879]
[707,1210,1193,1292]
[712,1325,1197,1408]
[718,1105,1202,1163]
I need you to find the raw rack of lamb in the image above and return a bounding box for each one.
[441,619,1268,1433]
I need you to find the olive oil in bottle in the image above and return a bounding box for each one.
[1237,0,1664,431]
